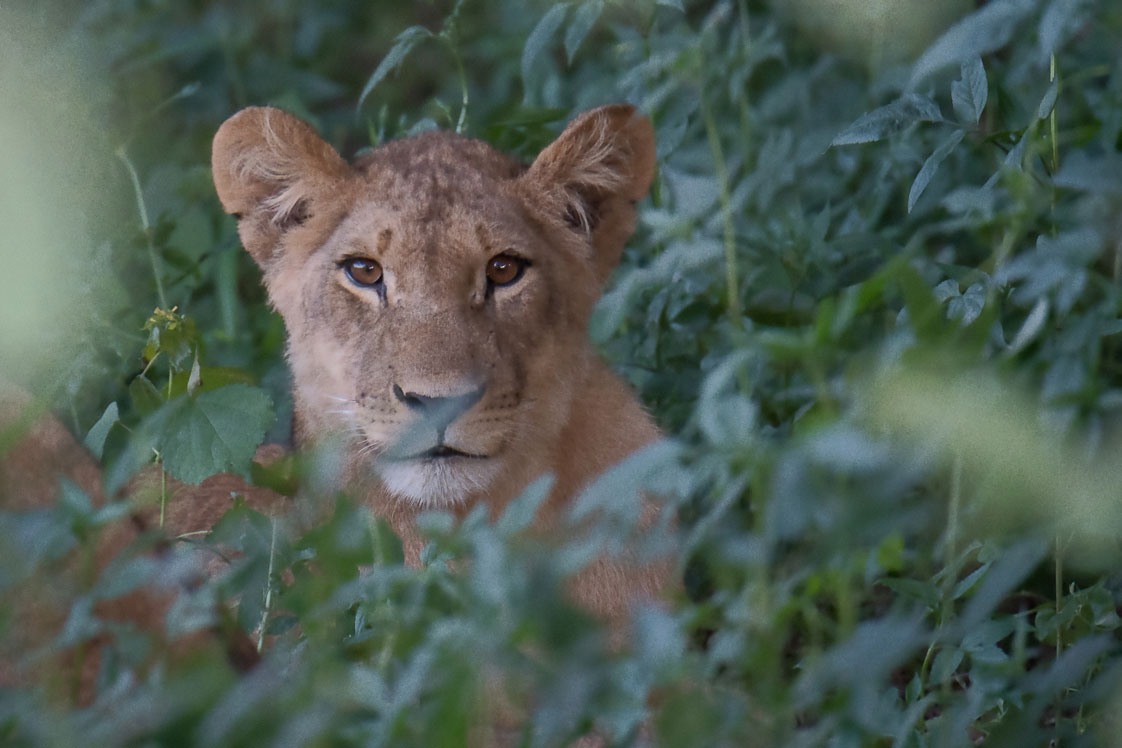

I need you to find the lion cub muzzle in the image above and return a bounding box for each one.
[387,382,486,458]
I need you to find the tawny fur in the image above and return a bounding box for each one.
[211,104,668,622]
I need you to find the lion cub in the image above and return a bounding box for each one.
[211,105,666,617]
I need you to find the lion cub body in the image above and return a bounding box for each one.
[212,105,665,613]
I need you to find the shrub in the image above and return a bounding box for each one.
[2,0,1121,745]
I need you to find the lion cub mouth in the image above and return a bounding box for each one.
[412,445,488,461]
[378,442,501,506]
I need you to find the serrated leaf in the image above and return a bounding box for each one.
[521,3,568,102]
[909,0,1032,88]
[83,401,119,459]
[951,57,987,125]
[831,94,943,146]
[564,0,603,62]
[358,26,433,110]
[152,384,275,485]
[908,129,965,213]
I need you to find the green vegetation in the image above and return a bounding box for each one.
[3,0,1122,745]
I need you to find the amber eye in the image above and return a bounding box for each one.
[486,253,527,288]
[342,257,383,288]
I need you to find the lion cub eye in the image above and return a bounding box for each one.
[485,253,527,288]
[342,257,383,288]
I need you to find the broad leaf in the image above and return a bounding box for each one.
[951,57,987,125]
[153,384,275,485]
[909,0,1033,88]
[908,129,965,213]
[358,26,434,111]
[831,94,943,146]
[564,0,603,62]
[521,4,568,103]
[83,401,119,459]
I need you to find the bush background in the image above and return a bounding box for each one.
[3,0,1122,745]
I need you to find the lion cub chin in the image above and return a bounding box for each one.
[212,104,667,614]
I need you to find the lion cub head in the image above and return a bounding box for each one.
[212,105,655,508]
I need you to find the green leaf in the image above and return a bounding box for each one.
[930,647,964,684]
[521,3,569,103]
[83,401,119,460]
[831,94,943,146]
[168,366,256,399]
[250,452,301,497]
[297,500,377,578]
[358,25,434,111]
[1038,0,1095,59]
[129,375,164,415]
[896,266,943,340]
[369,516,405,566]
[564,0,603,63]
[167,206,213,261]
[1037,78,1058,120]
[152,384,275,485]
[908,129,965,213]
[1053,151,1122,195]
[909,0,1032,88]
[142,308,198,371]
[497,475,553,536]
[58,477,93,521]
[186,350,201,397]
[951,57,987,125]
[953,561,991,599]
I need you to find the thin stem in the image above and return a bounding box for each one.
[1048,54,1060,243]
[701,91,744,335]
[441,0,469,133]
[1048,54,1059,175]
[116,146,168,310]
[257,517,279,652]
[920,451,963,694]
[158,453,167,529]
[1054,532,1064,742]
[451,43,469,134]
[1055,535,1063,659]
[943,452,962,622]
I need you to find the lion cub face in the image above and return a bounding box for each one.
[212,106,654,507]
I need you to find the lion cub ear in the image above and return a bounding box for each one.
[212,107,350,266]
[522,104,656,281]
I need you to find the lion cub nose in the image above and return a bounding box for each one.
[392,383,484,434]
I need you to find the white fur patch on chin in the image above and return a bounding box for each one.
[378,458,500,508]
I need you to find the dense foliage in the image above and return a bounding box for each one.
[3,0,1122,745]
